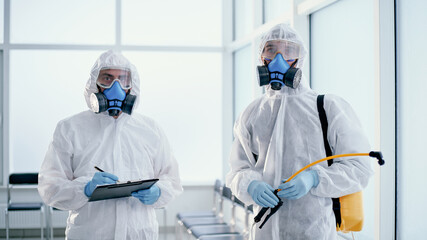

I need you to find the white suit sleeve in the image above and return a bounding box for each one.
[38,121,91,211]
[311,95,374,198]
[151,126,183,208]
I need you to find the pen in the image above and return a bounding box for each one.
[94,166,104,172]
[94,166,120,183]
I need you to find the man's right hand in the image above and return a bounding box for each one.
[84,172,118,197]
[247,180,279,208]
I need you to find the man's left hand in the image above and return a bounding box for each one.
[277,170,319,200]
[132,184,161,205]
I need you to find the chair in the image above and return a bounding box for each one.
[4,173,46,240]
[198,234,244,240]
[189,225,241,240]
[244,205,254,238]
[177,179,222,221]
[233,196,254,239]
[176,179,224,239]
[186,186,243,240]
[48,206,67,240]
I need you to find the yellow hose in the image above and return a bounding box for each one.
[278,153,370,191]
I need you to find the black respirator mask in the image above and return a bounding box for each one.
[257,53,302,90]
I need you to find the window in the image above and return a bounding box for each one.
[0,0,4,43]
[124,51,222,183]
[5,0,223,184]
[263,0,292,23]
[234,0,253,40]
[9,50,103,173]
[0,50,3,184]
[122,0,222,46]
[233,45,253,120]
[10,0,115,44]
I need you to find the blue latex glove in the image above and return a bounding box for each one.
[277,170,319,200]
[132,184,161,205]
[84,172,118,197]
[247,180,280,208]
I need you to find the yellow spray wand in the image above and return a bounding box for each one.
[280,152,383,186]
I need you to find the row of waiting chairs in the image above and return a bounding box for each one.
[4,173,56,240]
[176,179,254,240]
[6,174,253,240]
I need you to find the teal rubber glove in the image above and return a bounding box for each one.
[247,180,280,208]
[277,170,319,200]
[132,184,161,205]
[84,172,118,197]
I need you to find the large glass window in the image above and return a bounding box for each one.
[0,51,3,184]
[233,45,253,121]
[122,0,222,46]
[124,51,222,183]
[396,0,427,238]
[234,0,253,40]
[0,0,4,43]
[9,50,103,173]
[6,1,223,185]
[263,0,292,23]
[310,0,375,238]
[10,0,115,44]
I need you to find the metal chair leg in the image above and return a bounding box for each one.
[50,207,54,240]
[41,207,44,240]
[175,221,181,240]
[163,207,167,240]
[5,208,9,240]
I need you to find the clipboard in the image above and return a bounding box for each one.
[89,178,159,202]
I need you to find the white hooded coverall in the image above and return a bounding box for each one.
[226,24,374,240]
[38,50,182,240]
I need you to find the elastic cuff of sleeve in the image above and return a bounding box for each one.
[311,170,320,188]
[84,182,92,197]
[310,166,324,188]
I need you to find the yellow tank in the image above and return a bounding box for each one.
[337,191,364,232]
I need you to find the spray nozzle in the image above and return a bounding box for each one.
[369,151,385,166]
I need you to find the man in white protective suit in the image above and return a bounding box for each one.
[226,23,374,239]
[38,50,182,240]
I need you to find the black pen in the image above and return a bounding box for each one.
[94,166,120,183]
[94,166,104,172]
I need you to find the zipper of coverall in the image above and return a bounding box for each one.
[113,117,118,169]
[113,117,123,240]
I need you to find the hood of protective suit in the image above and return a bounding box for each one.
[84,50,141,111]
[257,23,309,95]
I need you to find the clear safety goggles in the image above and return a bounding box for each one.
[261,40,301,62]
[96,67,132,90]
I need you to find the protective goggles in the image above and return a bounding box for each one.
[96,67,132,90]
[261,40,301,62]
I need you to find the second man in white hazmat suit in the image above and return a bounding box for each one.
[226,24,374,239]
[38,50,182,240]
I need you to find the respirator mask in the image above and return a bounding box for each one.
[257,40,302,90]
[90,68,137,117]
